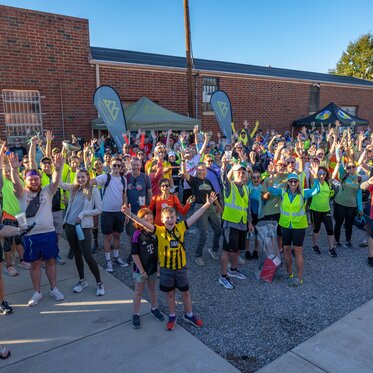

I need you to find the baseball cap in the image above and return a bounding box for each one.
[231,164,246,172]
[40,156,52,164]
[168,151,176,157]
[287,173,299,181]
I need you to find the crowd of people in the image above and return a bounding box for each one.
[1,121,373,356]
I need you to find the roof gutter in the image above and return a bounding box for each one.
[89,58,373,90]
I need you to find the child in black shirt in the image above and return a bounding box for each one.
[131,208,164,329]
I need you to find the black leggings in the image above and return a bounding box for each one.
[65,224,101,283]
[310,210,334,235]
[333,202,356,243]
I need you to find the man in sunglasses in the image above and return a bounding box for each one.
[9,152,65,306]
[91,157,128,272]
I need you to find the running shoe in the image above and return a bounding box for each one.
[18,260,31,270]
[237,256,246,265]
[245,251,253,260]
[96,282,105,296]
[106,260,113,273]
[329,248,337,257]
[344,242,353,249]
[113,257,128,268]
[0,301,13,315]
[335,242,342,248]
[208,248,219,260]
[368,257,373,267]
[166,316,177,331]
[132,314,140,329]
[289,277,303,287]
[151,308,164,321]
[312,245,321,254]
[183,313,203,328]
[49,287,64,301]
[73,280,88,293]
[252,250,259,260]
[28,291,42,307]
[56,255,65,265]
[359,240,368,248]
[6,265,18,276]
[228,269,247,280]
[67,249,74,259]
[219,276,234,289]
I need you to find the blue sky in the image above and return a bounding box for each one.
[2,0,373,73]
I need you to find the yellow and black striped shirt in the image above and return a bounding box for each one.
[155,221,187,270]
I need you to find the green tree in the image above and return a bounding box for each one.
[329,33,373,81]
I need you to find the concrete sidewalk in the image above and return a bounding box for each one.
[0,238,238,373]
[258,298,373,372]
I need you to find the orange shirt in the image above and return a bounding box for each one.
[148,194,191,226]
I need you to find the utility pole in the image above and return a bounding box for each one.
[184,0,194,117]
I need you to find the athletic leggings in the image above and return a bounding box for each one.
[310,210,334,235]
[65,224,101,283]
[333,202,356,243]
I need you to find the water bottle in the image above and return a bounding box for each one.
[75,224,85,241]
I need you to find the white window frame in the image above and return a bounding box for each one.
[2,89,43,144]
[202,77,219,112]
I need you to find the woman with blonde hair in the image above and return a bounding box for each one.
[60,169,104,296]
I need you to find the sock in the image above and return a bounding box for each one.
[151,307,157,311]
[169,313,176,318]
[230,268,237,271]
[186,312,193,318]
[133,313,140,316]
[222,274,227,278]
[113,249,119,258]
[105,252,111,261]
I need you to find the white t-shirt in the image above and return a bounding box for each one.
[19,185,55,236]
[96,173,127,212]
[184,154,201,189]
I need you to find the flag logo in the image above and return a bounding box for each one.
[315,110,331,120]
[337,109,351,120]
[103,99,119,121]
[217,101,228,118]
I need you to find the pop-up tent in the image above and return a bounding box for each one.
[293,102,369,128]
[92,96,200,131]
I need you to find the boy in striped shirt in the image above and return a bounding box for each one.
[122,192,217,330]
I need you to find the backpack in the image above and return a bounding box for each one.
[103,173,127,196]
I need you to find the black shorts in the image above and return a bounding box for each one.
[310,210,333,235]
[159,267,189,292]
[260,213,281,236]
[125,220,136,237]
[223,227,247,253]
[101,211,125,235]
[2,219,22,252]
[281,227,306,247]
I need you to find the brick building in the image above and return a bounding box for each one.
[1,4,373,145]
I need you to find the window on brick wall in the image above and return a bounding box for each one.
[308,84,320,114]
[341,106,358,116]
[202,77,219,112]
[2,90,43,144]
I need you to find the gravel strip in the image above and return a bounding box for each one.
[94,224,373,373]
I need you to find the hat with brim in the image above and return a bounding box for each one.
[232,164,246,173]
[40,157,52,164]
[287,173,299,181]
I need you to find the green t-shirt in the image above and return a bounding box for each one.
[262,174,286,216]
[310,181,331,212]
[335,174,360,208]
[2,178,21,217]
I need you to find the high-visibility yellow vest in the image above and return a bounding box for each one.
[222,182,249,224]
[41,172,65,209]
[279,191,308,229]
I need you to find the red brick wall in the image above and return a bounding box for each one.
[0,5,96,144]
[1,5,373,147]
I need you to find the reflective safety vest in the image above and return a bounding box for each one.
[279,190,308,229]
[222,182,249,224]
[41,172,65,209]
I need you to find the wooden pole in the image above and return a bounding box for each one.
[184,0,194,117]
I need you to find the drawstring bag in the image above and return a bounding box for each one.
[25,190,42,218]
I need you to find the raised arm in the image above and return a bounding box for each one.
[9,153,24,198]
[45,130,54,158]
[0,140,5,190]
[49,153,65,195]
[28,136,38,170]
[121,203,154,232]
[186,192,217,227]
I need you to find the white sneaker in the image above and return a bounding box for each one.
[28,291,43,307]
[6,265,18,276]
[73,280,88,293]
[96,282,105,296]
[228,269,247,280]
[49,287,64,301]
[219,276,234,289]
[18,261,31,270]
[106,260,113,273]
[208,248,220,260]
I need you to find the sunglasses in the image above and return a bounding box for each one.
[288,180,299,184]
[287,161,295,165]
[252,176,260,180]
[112,164,122,168]
[205,159,213,163]
[346,165,356,170]
[318,171,326,175]
[161,184,170,188]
